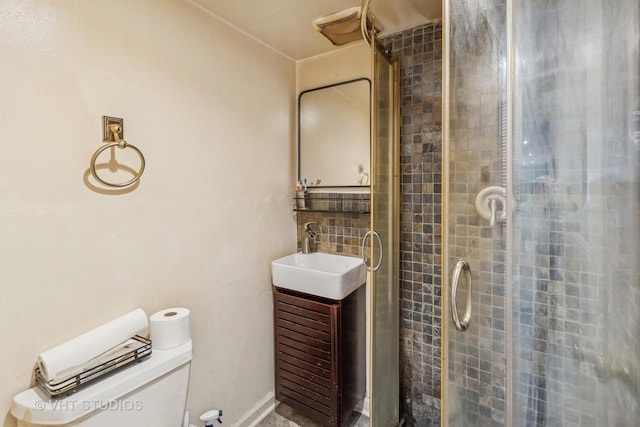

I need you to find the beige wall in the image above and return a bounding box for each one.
[297,41,371,93]
[0,1,296,426]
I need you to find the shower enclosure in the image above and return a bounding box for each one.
[443,0,639,426]
[368,28,400,427]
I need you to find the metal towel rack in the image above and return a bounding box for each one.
[90,117,145,188]
[35,336,151,398]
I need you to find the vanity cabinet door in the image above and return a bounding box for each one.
[274,289,340,426]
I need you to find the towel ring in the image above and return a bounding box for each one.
[90,124,145,188]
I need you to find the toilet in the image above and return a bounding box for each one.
[11,339,192,427]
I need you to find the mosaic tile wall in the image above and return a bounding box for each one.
[294,193,370,257]
[381,22,444,426]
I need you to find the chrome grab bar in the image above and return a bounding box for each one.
[361,230,383,272]
[361,231,372,271]
[451,259,472,331]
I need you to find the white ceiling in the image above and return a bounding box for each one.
[190,0,442,60]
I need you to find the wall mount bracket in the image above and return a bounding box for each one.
[102,116,124,142]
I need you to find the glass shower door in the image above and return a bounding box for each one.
[444,0,640,425]
[443,0,508,425]
[369,37,400,427]
[511,0,640,425]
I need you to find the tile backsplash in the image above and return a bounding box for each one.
[295,209,369,257]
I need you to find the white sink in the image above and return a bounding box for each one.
[271,252,366,300]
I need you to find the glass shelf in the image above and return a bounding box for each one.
[293,193,370,214]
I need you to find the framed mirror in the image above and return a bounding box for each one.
[298,78,371,188]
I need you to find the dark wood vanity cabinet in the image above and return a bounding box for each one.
[273,285,366,427]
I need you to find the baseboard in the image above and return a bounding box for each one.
[231,391,275,427]
[354,396,370,418]
[361,396,370,417]
[231,392,366,426]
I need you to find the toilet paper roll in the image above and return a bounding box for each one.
[150,308,191,350]
[38,308,149,382]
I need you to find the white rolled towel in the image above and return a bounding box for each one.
[37,308,149,382]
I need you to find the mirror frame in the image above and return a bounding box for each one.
[298,78,371,188]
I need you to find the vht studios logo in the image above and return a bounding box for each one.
[34,399,143,412]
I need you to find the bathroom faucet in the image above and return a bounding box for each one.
[302,222,319,254]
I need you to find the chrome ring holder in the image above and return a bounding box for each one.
[90,117,146,188]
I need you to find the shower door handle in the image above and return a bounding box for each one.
[451,259,472,331]
[361,230,383,272]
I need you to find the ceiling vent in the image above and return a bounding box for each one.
[312,6,379,46]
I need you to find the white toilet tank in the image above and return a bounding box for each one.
[11,340,192,427]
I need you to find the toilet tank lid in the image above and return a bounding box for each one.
[11,340,192,425]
